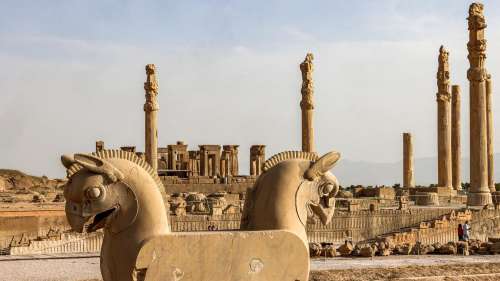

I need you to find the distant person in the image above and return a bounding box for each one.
[463,221,471,241]
[457,224,464,241]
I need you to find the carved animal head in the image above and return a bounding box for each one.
[242,150,340,236]
[61,151,167,234]
[298,151,340,225]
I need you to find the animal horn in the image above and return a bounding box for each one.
[73,153,124,182]
[304,151,340,181]
[61,154,76,169]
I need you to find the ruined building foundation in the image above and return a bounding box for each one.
[300,53,315,153]
[451,85,462,190]
[403,132,415,188]
[436,46,452,190]
[467,3,492,206]
[144,64,159,172]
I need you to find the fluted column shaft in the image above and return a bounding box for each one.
[144,64,159,172]
[451,85,462,190]
[300,53,315,153]
[486,78,495,191]
[403,133,415,188]
[467,3,492,206]
[436,46,452,189]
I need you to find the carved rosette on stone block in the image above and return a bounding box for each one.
[300,53,315,153]
[144,64,159,172]
[436,46,452,191]
[466,3,492,206]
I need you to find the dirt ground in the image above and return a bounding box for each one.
[310,262,500,281]
[3,255,500,281]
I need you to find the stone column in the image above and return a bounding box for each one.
[300,53,315,153]
[250,145,266,176]
[486,77,495,192]
[95,141,104,153]
[467,3,492,206]
[436,46,452,190]
[403,133,415,188]
[451,85,462,190]
[144,64,159,172]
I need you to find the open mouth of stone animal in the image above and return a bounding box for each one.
[85,207,117,233]
[321,196,334,208]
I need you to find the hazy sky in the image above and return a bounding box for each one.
[2,0,500,180]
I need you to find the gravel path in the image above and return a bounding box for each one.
[3,254,500,281]
[0,254,100,281]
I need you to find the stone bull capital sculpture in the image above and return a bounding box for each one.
[61,149,340,281]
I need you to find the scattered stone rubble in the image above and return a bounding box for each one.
[309,238,500,258]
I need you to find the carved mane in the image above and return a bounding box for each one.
[65,149,165,198]
[263,151,318,172]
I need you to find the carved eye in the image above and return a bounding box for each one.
[321,184,334,196]
[86,186,102,199]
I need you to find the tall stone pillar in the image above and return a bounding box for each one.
[467,3,492,206]
[436,46,452,190]
[300,53,315,153]
[403,133,415,188]
[451,85,462,190]
[486,77,495,192]
[144,64,159,172]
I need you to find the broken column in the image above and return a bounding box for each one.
[95,141,104,153]
[486,77,495,192]
[144,64,159,172]
[250,145,266,176]
[467,3,492,206]
[300,53,315,153]
[403,133,415,188]
[436,46,452,190]
[451,85,462,190]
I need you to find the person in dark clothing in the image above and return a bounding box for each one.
[458,224,464,241]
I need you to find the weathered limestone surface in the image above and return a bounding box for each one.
[467,3,492,206]
[403,133,415,188]
[415,192,440,206]
[135,231,309,281]
[144,64,159,172]
[300,53,315,153]
[451,85,462,190]
[242,151,340,245]
[249,145,265,176]
[486,77,495,192]
[436,46,452,190]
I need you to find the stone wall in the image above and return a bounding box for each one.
[306,208,455,243]
[163,182,254,194]
[9,231,103,255]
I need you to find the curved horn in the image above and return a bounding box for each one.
[304,151,340,181]
[73,154,124,182]
[61,154,76,169]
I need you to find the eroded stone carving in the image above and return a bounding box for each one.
[241,150,340,245]
[62,149,329,280]
[300,53,315,152]
[467,2,492,206]
[62,150,170,281]
[436,46,452,191]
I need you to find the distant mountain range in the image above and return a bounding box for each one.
[335,153,500,187]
